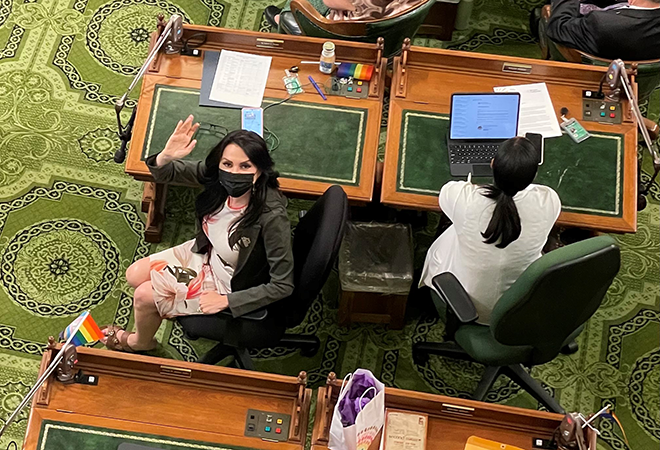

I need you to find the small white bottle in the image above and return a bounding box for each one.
[319,41,336,74]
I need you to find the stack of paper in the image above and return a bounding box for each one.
[209,50,272,108]
[493,82,562,138]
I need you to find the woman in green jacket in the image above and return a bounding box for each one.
[103,115,294,352]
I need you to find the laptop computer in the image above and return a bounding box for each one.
[447,92,521,176]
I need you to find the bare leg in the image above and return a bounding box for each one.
[128,281,161,350]
[103,281,160,351]
[126,257,152,288]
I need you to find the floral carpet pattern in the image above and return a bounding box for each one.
[0,1,657,449]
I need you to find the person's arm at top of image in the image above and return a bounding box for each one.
[546,0,601,55]
[322,0,356,12]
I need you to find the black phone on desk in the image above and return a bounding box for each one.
[525,132,544,165]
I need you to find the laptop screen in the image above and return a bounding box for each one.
[449,93,520,140]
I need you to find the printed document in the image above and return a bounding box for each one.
[209,50,272,108]
[383,411,427,450]
[493,83,562,138]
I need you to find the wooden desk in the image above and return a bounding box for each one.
[125,25,387,242]
[311,374,564,450]
[24,347,312,450]
[382,43,638,233]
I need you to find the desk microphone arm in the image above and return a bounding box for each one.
[607,59,660,209]
[114,14,183,164]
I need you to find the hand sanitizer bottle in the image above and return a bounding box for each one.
[319,41,336,74]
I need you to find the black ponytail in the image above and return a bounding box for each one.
[481,186,522,248]
[481,136,539,248]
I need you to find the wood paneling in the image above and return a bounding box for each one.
[25,347,311,450]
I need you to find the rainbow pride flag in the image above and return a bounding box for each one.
[336,63,374,81]
[61,311,104,346]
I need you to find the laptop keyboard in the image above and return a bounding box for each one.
[449,143,499,165]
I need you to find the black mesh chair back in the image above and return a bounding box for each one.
[283,185,348,327]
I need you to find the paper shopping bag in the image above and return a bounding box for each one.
[329,369,385,450]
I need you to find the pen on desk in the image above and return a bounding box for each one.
[300,61,341,65]
[308,76,327,101]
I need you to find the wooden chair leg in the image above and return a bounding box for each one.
[142,182,167,243]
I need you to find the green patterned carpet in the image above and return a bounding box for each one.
[0,1,657,449]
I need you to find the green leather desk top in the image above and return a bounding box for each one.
[142,85,368,186]
[37,421,261,450]
[396,111,624,217]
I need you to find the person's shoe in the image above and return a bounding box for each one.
[264,6,281,29]
[279,11,302,35]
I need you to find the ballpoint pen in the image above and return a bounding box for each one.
[308,76,327,101]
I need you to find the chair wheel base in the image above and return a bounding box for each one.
[637,192,647,211]
[197,343,232,365]
[412,346,430,366]
[560,341,579,355]
[300,342,320,357]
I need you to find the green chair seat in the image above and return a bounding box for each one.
[455,324,533,366]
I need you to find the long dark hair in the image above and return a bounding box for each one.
[196,130,279,247]
[481,136,539,249]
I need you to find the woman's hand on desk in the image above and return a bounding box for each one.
[156,114,200,167]
[199,291,229,315]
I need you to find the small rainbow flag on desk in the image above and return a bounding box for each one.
[61,311,104,346]
[336,63,374,81]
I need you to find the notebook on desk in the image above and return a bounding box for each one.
[447,93,521,177]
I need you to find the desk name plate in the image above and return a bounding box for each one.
[256,38,284,50]
[502,63,533,75]
[159,365,192,379]
[441,403,475,416]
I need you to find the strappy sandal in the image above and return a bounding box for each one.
[101,325,142,353]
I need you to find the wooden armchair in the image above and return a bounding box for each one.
[289,0,436,58]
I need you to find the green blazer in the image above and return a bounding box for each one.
[145,155,295,318]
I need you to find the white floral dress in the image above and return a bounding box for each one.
[148,201,245,319]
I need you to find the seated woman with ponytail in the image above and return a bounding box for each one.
[102,115,294,352]
[420,137,561,325]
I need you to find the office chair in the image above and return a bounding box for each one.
[284,0,435,58]
[178,185,349,369]
[413,236,621,413]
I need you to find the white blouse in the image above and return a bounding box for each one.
[420,181,561,325]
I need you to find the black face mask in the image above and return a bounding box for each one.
[218,170,254,197]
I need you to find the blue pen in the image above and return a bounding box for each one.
[308,76,327,101]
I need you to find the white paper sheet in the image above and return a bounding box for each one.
[493,82,562,138]
[209,50,272,108]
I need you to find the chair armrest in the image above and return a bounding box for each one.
[290,0,329,23]
[431,273,478,323]
[219,309,268,321]
[290,0,367,35]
